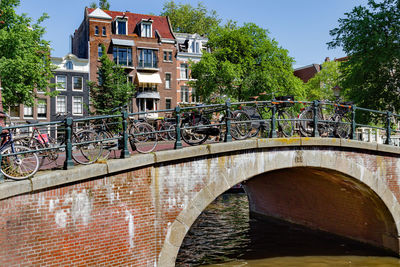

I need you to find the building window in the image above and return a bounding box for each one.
[196,42,200,53]
[181,86,189,103]
[165,73,171,89]
[10,106,20,118]
[56,75,66,90]
[23,105,33,118]
[73,96,83,115]
[141,22,152,37]
[113,46,132,66]
[102,26,106,36]
[165,98,171,109]
[180,64,188,79]
[138,83,157,92]
[73,76,83,91]
[37,99,47,118]
[116,19,127,35]
[66,61,73,70]
[191,88,199,103]
[56,96,67,113]
[95,26,99,35]
[138,49,158,68]
[163,51,172,62]
[98,45,103,58]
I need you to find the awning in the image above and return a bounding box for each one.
[136,72,162,84]
[112,38,134,46]
[136,91,160,99]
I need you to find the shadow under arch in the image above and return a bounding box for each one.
[158,149,400,266]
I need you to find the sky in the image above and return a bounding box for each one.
[16,0,370,68]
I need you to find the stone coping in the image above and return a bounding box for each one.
[0,137,399,200]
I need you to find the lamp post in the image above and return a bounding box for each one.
[332,85,341,100]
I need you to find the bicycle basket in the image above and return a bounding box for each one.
[275,96,295,107]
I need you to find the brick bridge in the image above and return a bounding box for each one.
[1,138,400,266]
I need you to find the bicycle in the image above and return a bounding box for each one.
[15,119,59,167]
[0,111,40,180]
[95,106,158,156]
[55,112,103,165]
[242,92,295,138]
[298,100,352,138]
[180,106,251,146]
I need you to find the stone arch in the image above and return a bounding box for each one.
[158,148,400,266]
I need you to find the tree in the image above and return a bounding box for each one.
[0,0,54,107]
[305,61,342,100]
[190,22,305,102]
[160,1,221,36]
[88,45,135,114]
[328,0,400,112]
[89,0,110,10]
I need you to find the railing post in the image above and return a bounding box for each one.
[63,117,74,170]
[313,100,320,137]
[120,110,131,158]
[174,106,182,149]
[385,111,392,145]
[270,103,277,138]
[225,101,232,142]
[0,125,3,182]
[351,105,356,140]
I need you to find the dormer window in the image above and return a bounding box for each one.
[65,60,73,70]
[116,19,127,35]
[141,21,152,37]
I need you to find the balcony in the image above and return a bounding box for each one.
[137,60,158,70]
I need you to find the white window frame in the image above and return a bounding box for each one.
[72,96,83,115]
[56,75,67,91]
[23,105,33,118]
[141,22,152,37]
[56,96,67,113]
[180,86,189,103]
[116,18,128,35]
[37,99,47,119]
[165,73,171,89]
[72,76,83,91]
[180,64,188,80]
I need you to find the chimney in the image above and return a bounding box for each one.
[325,57,331,62]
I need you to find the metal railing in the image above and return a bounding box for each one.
[0,99,399,181]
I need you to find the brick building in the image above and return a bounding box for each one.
[71,8,177,118]
[175,33,208,104]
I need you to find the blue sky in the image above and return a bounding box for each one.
[16,0,369,68]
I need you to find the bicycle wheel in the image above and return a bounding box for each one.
[277,110,294,137]
[167,124,176,141]
[181,118,209,146]
[97,130,115,160]
[158,124,170,141]
[230,110,251,140]
[130,122,158,153]
[298,108,314,137]
[71,130,102,165]
[1,144,39,180]
[335,115,351,139]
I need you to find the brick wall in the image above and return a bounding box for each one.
[1,144,400,265]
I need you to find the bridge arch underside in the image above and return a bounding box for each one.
[161,147,400,266]
[243,167,399,254]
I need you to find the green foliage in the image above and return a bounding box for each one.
[0,0,54,107]
[88,45,135,114]
[190,22,305,102]
[328,0,400,113]
[161,1,221,36]
[89,0,110,10]
[305,61,342,100]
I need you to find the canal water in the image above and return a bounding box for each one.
[175,193,400,266]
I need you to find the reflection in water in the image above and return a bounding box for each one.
[176,193,400,266]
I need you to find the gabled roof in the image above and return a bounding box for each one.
[294,64,321,83]
[87,8,175,40]
[88,8,112,20]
